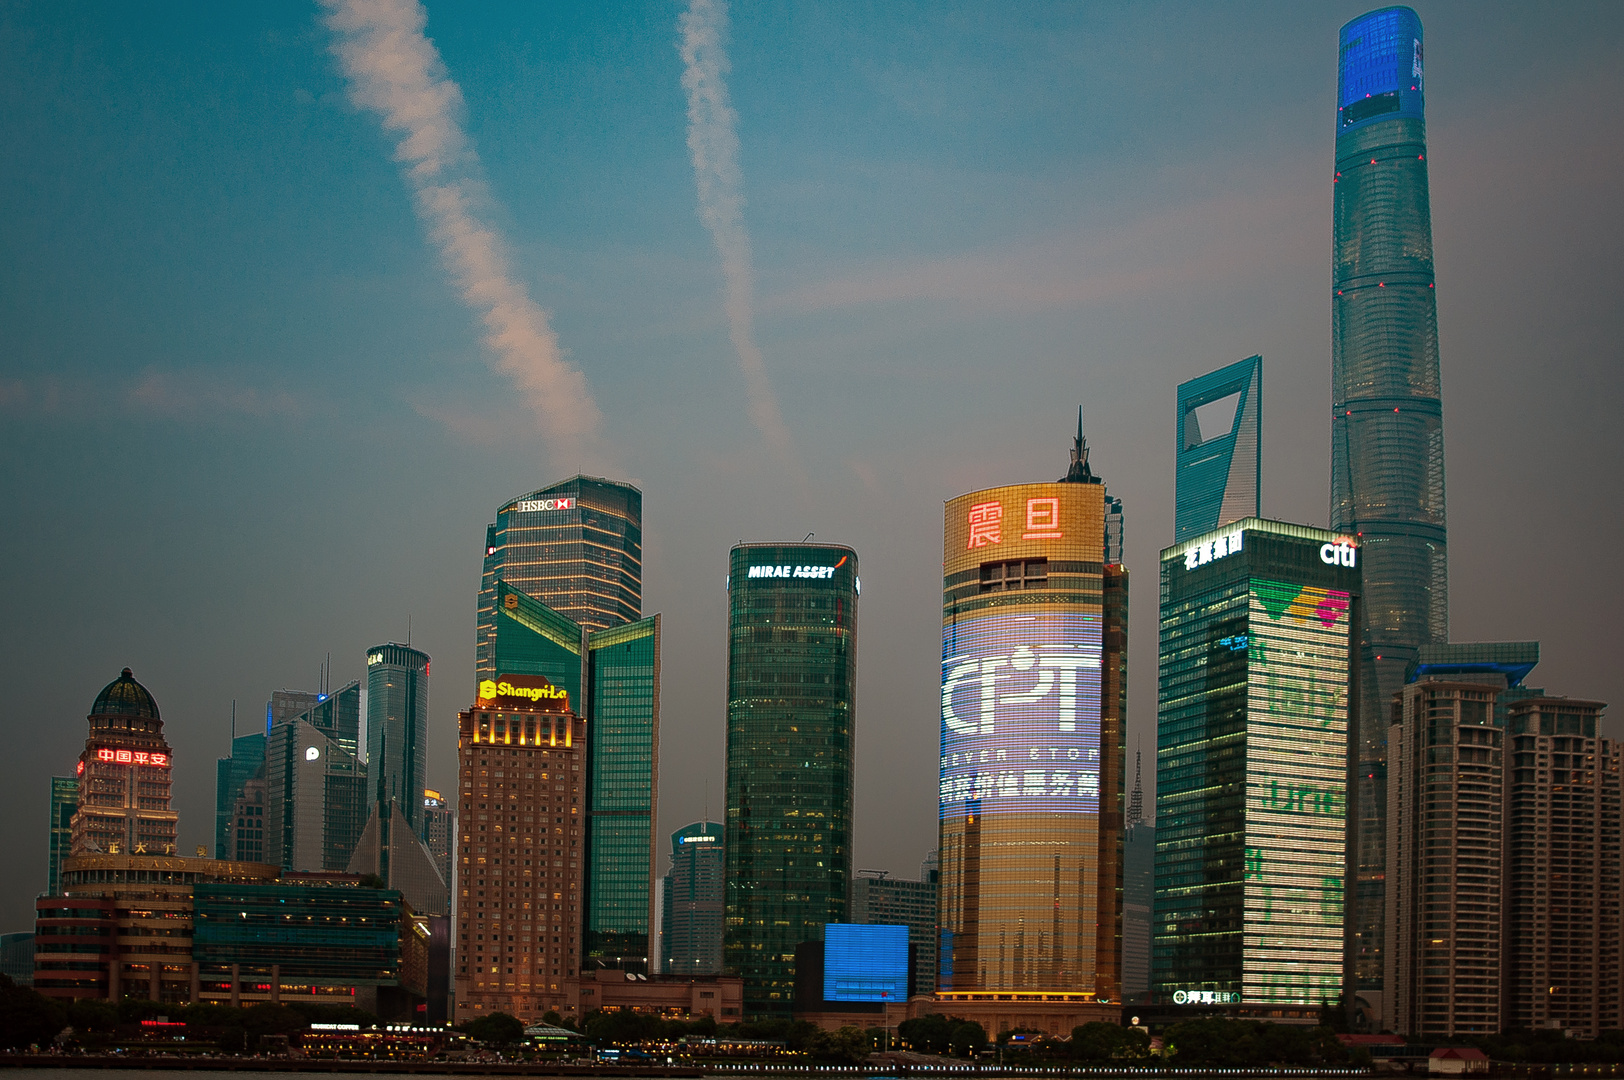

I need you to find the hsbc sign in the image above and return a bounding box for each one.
[515,497,575,512]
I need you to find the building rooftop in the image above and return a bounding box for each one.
[90,668,160,720]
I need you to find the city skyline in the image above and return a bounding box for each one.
[3,1,1622,936]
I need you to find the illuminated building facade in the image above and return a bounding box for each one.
[850,871,938,998]
[1503,697,1621,1037]
[265,682,367,872]
[71,669,179,858]
[477,477,642,673]
[215,731,265,859]
[1385,681,1503,1038]
[663,822,724,976]
[226,775,267,864]
[453,677,587,1022]
[48,777,77,895]
[724,543,859,1017]
[33,853,279,1004]
[1331,6,1449,990]
[938,454,1127,1001]
[482,579,661,972]
[366,643,431,830]
[1154,519,1358,1006]
[1176,356,1262,543]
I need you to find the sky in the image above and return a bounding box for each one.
[2,0,1622,931]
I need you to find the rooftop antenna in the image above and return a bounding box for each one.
[408,615,413,647]
[231,699,236,741]
[804,533,814,542]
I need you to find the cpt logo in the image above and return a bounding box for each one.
[1319,540,1358,567]
[942,644,1098,735]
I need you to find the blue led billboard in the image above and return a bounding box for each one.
[823,923,909,1002]
[940,611,1102,818]
[1337,6,1424,131]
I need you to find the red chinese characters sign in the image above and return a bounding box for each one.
[96,748,168,766]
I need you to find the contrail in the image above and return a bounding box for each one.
[678,0,795,461]
[321,0,602,454]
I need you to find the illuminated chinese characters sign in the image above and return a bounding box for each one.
[966,498,1065,549]
[940,611,1102,816]
[515,497,576,512]
[1173,989,1241,1005]
[95,748,169,766]
[1184,528,1242,570]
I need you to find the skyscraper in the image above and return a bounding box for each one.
[1176,356,1262,543]
[1385,681,1503,1037]
[47,777,77,895]
[215,730,266,859]
[662,822,724,977]
[453,675,587,1022]
[938,427,1126,1002]
[1121,753,1154,1004]
[365,643,431,830]
[71,669,178,858]
[265,682,367,872]
[1503,697,1620,1037]
[481,579,661,971]
[423,789,453,887]
[478,477,642,675]
[1154,520,1359,1006]
[1331,6,1449,991]
[724,542,859,1016]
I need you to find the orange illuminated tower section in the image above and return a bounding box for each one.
[70,669,178,858]
[937,423,1126,1003]
[453,674,587,1023]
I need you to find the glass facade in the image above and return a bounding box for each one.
[938,482,1125,1000]
[1176,356,1262,543]
[1154,519,1359,1006]
[584,615,660,969]
[481,579,660,971]
[663,821,725,976]
[193,882,404,986]
[48,777,77,896]
[214,731,265,858]
[478,477,642,686]
[1331,6,1448,991]
[365,643,431,830]
[724,543,858,1017]
[265,681,367,872]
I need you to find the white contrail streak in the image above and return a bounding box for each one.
[321,0,602,452]
[679,0,795,461]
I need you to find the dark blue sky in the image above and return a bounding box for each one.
[2,1,1621,929]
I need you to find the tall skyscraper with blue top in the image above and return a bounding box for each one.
[1176,356,1262,543]
[1332,6,1449,995]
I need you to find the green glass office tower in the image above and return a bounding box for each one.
[265,682,367,872]
[215,732,266,859]
[47,777,77,895]
[1331,6,1448,991]
[478,478,642,683]
[1154,519,1360,1006]
[366,643,430,830]
[724,543,858,1017]
[484,578,660,971]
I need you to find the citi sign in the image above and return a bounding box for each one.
[1319,540,1358,567]
[942,644,1099,735]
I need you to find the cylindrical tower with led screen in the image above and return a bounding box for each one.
[938,476,1126,1002]
[1331,5,1448,995]
[723,543,858,1018]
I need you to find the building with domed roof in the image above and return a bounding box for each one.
[70,668,179,858]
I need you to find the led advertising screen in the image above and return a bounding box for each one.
[823,923,909,1002]
[940,611,1102,818]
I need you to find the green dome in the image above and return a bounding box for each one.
[90,668,161,721]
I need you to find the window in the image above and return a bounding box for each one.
[979,558,1048,592]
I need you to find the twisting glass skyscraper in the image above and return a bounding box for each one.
[1331,6,1447,992]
